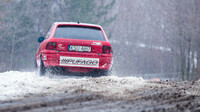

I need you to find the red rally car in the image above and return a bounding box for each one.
[35,22,113,76]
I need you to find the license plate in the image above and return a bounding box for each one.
[60,56,99,68]
[68,45,91,52]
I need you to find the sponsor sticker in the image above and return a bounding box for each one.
[60,56,99,68]
[91,42,102,46]
[58,44,65,49]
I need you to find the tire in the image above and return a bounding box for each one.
[101,70,112,76]
[39,59,46,76]
[92,70,111,77]
[34,59,37,69]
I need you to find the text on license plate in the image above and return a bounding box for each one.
[68,45,91,52]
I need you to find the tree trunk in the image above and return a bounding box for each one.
[10,35,15,70]
[186,39,191,80]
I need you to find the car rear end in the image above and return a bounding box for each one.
[42,23,113,74]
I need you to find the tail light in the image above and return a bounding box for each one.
[46,42,57,50]
[102,45,112,54]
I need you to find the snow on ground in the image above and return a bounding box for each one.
[0,71,144,101]
[1,71,200,111]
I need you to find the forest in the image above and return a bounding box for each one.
[1,0,200,81]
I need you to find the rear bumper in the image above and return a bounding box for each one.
[41,51,113,70]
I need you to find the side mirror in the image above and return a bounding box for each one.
[38,37,45,43]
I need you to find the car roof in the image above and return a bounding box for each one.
[53,22,102,28]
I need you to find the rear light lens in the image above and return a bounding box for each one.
[46,42,57,50]
[102,45,112,54]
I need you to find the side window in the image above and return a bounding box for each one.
[45,25,54,38]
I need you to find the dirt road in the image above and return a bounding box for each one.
[0,71,200,112]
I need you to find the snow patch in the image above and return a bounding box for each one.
[0,71,144,101]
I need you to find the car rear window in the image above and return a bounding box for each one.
[53,25,106,41]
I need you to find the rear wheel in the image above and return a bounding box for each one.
[48,67,66,75]
[39,59,46,76]
[92,70,111,77]
[101,70,112,76]
[34,59,37,69]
